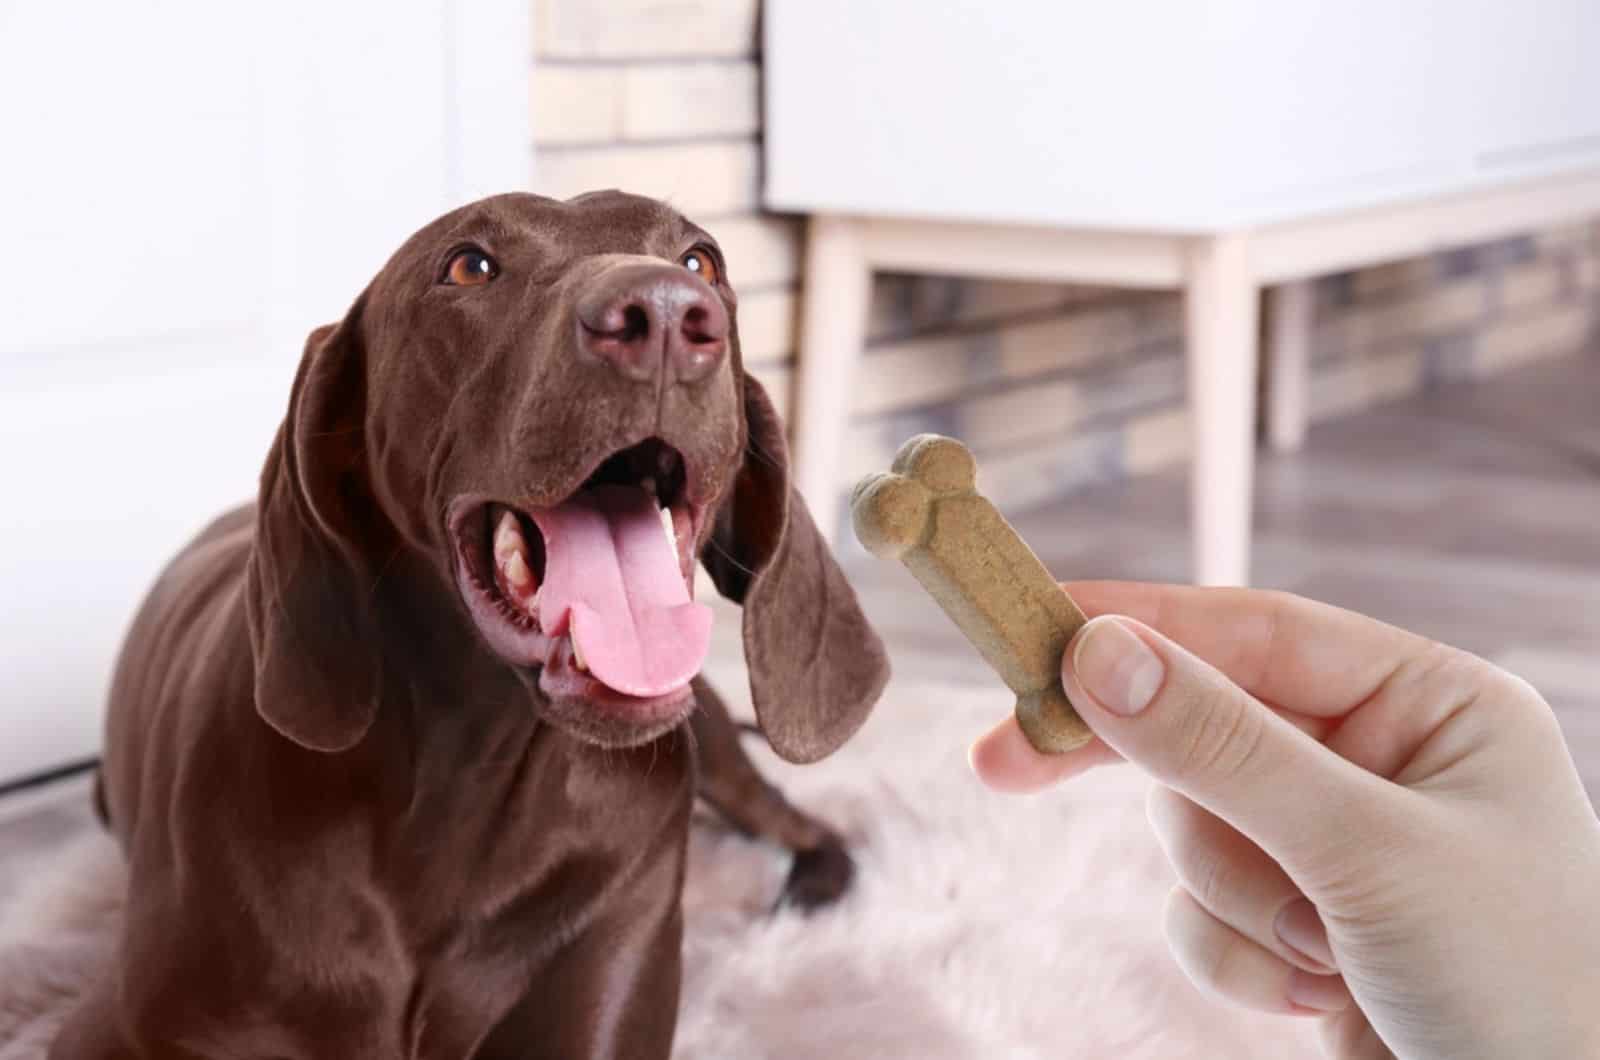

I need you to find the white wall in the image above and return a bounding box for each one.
[0,0,530,783]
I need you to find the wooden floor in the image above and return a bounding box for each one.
[3,347,1598,908]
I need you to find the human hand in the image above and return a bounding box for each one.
[970,582,1600,1060]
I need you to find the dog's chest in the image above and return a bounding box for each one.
[392,720,691,897]
[374,739,693,1054]
[194,716,695,1055]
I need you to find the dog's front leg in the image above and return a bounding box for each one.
[475,859,685,1060]
[49,974,148,1060]
[689,676,855,911]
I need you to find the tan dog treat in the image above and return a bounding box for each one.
[852,434,1092,753]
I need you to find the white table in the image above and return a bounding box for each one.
[787,171,1600,586]
[763,1,1600,585]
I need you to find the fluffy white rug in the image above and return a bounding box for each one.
[0,681,1319,1058]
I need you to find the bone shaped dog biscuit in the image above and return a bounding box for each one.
[852,434,1092,753]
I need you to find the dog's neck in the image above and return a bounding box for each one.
[347,548,695,838]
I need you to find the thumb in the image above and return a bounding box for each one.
[1063,615,1393,881]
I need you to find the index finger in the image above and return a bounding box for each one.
[1061,581,1432,719]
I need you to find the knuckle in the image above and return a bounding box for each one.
[1184,842,1233,914]
[1495,668,1543,707]
[1169,684,1267,789]
[1299,804,1436,910]
[1153,796,1236,912]
[1190,926,1238,1000]
[1164,888,1231,1000]
[1479,661,1555,726]
[1393,642,1482,706]
[1401,643,1554,736]
[1432,644,1496,694]
[1255,589,1303,632]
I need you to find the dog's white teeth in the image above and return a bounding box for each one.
[493,510,524,563]
[660,505,676,549]
[493,509,537,596]
[571,638,588,672]
[503,547,533,591]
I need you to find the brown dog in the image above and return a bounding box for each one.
[52,191,889,1059]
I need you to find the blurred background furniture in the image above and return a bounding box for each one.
[0,0,529,785]
[765,0,1600,586]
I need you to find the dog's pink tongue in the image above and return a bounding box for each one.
[531,485,711,698]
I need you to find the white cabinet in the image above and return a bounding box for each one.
[0,1,529,783]
[765,1,1600,230]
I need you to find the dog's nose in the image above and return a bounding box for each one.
[576,264,729,385]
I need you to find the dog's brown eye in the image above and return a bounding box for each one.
[444,248,498,286]
[680,247,720,286]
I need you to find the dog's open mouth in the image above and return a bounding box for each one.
[450,438,711,714]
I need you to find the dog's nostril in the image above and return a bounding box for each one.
[619,303,651,343]
[681,305,718,345]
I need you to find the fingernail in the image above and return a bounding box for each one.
[1287,969,1349,1014]
[1071,617,1164,717]
[1275,898,1336,972]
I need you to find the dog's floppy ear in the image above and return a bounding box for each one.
[244,297,382,752]
[701,373,890,763]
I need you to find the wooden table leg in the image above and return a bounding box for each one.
[1265,279,1315,453]
[791,214,870,543]
[1184,234,1260,587]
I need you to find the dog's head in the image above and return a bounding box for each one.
[245,191,887,761]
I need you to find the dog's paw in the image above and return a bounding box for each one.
[779,836,855,913]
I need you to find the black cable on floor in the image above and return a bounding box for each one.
[0,757,98,801]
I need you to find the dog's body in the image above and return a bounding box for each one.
[53,192,887,1059]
